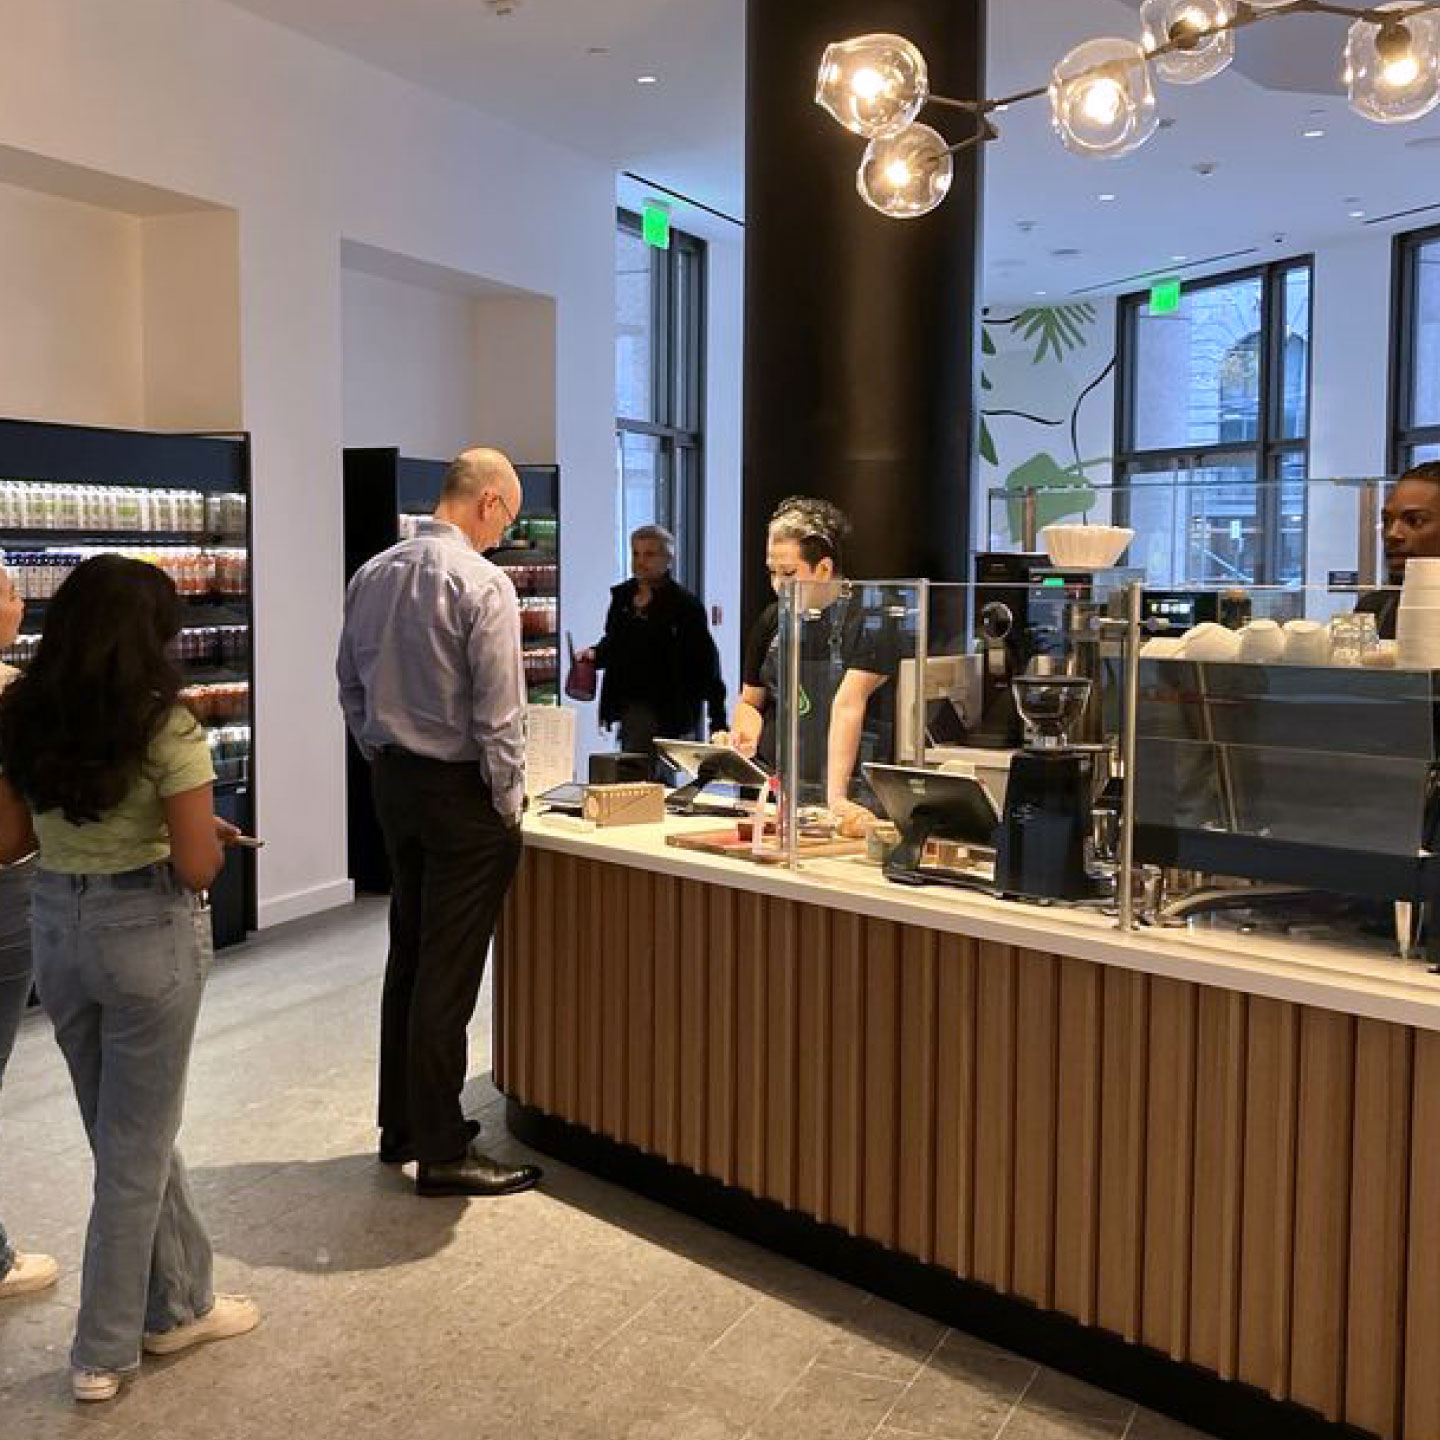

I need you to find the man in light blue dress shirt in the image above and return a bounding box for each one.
[338,447,541,1199]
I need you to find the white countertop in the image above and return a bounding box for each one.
[523,813,1440,1033]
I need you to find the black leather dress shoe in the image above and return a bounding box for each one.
[379,1118,480,1165]
[415,1147,542,1198]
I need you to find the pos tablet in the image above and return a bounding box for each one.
[863,762,1001,891]
[653,739,771,816]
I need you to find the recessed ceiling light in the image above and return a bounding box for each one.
[1035,290,1048,297]
[636,74,659,85]
[1350,209,1367,219]
[1171,254,1188,262]
[1303,128,1325,138]
[1098,192,1117,202]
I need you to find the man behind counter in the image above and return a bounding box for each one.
[1357,460,1440,638]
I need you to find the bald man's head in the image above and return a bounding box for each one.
[436,446,523,552]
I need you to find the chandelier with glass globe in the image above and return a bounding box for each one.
[816,0,1440,219]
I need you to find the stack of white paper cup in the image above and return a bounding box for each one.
[1396,559,1440,668]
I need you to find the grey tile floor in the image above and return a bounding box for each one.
[0,899,1209,1440]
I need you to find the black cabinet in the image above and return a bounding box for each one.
[341,447,560,893]
[0,416,257,948]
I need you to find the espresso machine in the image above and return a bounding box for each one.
[994,672,1109,902]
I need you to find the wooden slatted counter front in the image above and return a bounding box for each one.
[495,819,1440,1440]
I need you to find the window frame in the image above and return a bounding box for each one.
[1391,223,1440,472]
[615,208,708,587]
[1114,256,1314,586]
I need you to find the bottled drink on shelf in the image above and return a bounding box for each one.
[181,680,250,725]
[2,544,249,602]
[0,480,241,536]
[208,724,252,785]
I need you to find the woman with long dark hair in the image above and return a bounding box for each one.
[0,555,259,1402]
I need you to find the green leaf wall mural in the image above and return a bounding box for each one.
[980,303,1117,542]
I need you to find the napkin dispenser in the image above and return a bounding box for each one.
[581,783,667,827]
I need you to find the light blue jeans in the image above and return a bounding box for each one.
[0,857,36,1282]
[30,864,215,1372]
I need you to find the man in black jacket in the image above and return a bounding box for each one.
[586,526,726,764]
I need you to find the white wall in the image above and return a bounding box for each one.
[341,268,558,467]
[0,179,143,427]
[702,225,745,706]
[341,267,481,461]
[141,209,242,431]
[474,297,558,466]
[1303,242,1394,487]
[1307,232,1395,593]
[0,0,617,926]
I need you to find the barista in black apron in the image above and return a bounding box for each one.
[726,498,904,813]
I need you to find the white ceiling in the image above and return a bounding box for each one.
[221,0,746,217]
[220,0,1440,301]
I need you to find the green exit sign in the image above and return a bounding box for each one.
[642,201,671,251]
[1149,277,1183,315]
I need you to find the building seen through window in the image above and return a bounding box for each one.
[1117,261,1312,587]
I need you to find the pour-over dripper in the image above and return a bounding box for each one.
[1011,673,1093,750]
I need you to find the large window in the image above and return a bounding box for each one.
[1117,260,1312,586]
[1394,227,1440,469]
[615,210,706,584]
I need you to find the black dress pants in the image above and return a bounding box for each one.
[371,750,522,1164]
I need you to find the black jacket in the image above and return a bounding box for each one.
[594,576,727,736]
[1355,588,1399,640]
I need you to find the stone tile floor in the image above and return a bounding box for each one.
[0,898,1209,1440]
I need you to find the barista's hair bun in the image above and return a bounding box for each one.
[768,496,852,567]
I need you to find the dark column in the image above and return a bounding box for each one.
[742,0,985,629]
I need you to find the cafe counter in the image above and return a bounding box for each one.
[494,816,1440,1440]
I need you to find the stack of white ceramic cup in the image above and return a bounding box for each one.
[1281,619,1331,665]
[1396,558,1440,668]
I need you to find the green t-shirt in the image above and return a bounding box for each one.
[33,706,216,875]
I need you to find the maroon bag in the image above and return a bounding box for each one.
[563,632,597,702]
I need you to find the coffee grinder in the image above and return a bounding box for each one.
[994,672,1108,902]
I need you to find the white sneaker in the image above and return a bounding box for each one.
[0,1252,59,1299]
[72,1368,123,1403]
[142,1294,260,1356]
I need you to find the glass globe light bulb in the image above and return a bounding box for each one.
[1346,3,1440,123]
[856,123,953,220]
[816,34,929,139]
[1049,38,1159,157]
[1386,51,1422,88]
[1082,77,1125,125]
[851,67,886,101]
[1140,0,1236,84]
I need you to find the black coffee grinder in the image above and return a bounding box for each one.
[994,672,1108,902]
